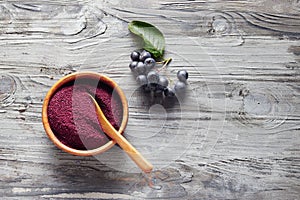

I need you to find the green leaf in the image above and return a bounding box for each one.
[128,21,165,58]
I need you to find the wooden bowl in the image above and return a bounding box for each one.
[42,72,128,156]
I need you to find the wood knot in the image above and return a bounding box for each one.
[0,74,16,107]
[238,84,293,130]
[206,13,232,35]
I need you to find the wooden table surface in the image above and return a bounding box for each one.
[0,1,299,199]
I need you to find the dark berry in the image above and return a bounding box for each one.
[177,70,188,82]
[164,87,175,97]
[174,81,186,94]
[136,62,146,74]
[129,61,138,71]
[154,88,164,96]
[131,51,140,61]
[158,76,169,88]
[139,50,151,62]
[147,71,159,84]
[136,75,148,86]
[144,57,156,71]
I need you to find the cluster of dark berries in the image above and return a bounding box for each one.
[129,50,188,98]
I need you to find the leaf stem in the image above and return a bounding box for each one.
[157,57,172,72]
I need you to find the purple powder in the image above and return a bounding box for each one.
[47,78,123,150]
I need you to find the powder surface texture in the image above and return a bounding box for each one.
[47,79,123,150]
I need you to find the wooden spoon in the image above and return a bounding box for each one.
[89,94,153,173]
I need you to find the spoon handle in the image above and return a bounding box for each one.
[109,129,154,173]
[90,95,153,173]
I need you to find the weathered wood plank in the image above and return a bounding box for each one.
[0,0,299,199]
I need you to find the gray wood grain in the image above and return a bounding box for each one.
[0,0,299,199]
